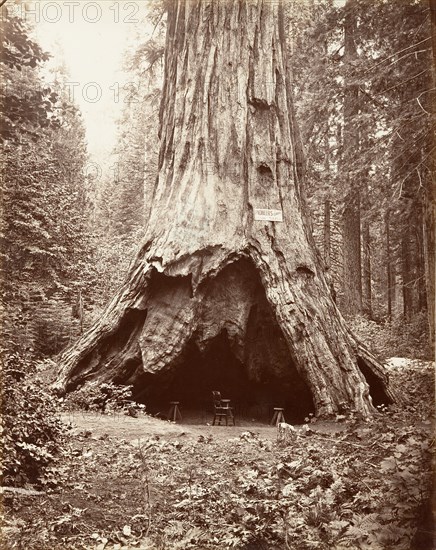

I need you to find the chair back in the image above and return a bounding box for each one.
[212,391,222,409]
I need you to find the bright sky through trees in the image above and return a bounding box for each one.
[29,1,151,173]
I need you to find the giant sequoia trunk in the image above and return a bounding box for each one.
[54,0,396,418]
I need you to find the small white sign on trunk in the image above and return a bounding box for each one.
[254,208,283,222]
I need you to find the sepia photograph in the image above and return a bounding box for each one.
[1,0,434,548]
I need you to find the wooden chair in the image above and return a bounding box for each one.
[212,391,235,426]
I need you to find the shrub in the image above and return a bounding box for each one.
[1,348,66,486]
[349,312,431,360]
[62,382,146,416]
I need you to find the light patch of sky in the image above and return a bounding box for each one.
[28,1,151,178]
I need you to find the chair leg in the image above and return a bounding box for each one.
[271,411,278,426]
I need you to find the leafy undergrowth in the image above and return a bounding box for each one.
[1,351,66,487]
[349,314,432,361]
[2,360,434,550]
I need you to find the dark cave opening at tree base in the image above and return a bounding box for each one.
[121,259,391,423]
[121,257,319,424]
[356,357,392,408]
[131,330,316,425]
[59,257,393,421]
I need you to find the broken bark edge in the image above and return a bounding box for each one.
[356,344,402,406]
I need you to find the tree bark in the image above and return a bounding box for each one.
[415,221,427,312]
[341,0,362,317]
[426,0,436,351]
[323,199,331,270]
[385,209,395,318]
[323,132,331,271]
[342,196,362,315]
[54,0,396,417]
[362,219,372,319]
[401,227,414,319]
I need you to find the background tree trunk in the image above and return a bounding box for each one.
[362,219,372,318]
[401,229,414,319]
[415,221,427,312]
[426,0,436,351]
[341,0,362,317]
[386,209,395,318]
[54,0,396,418]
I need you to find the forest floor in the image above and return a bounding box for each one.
[1,358,435,550]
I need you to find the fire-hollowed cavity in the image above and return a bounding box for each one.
[128,258,315,423]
